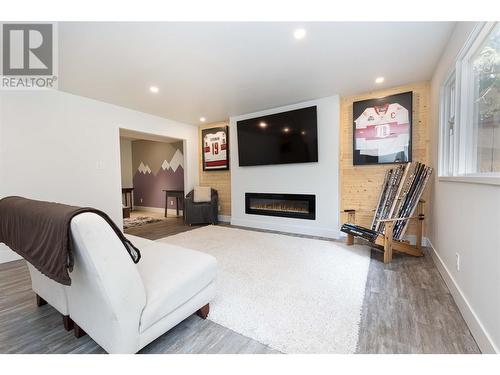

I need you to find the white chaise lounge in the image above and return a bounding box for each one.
[27,212,217,354]
[28,263,71,327]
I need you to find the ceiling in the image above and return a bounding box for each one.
[119,128,181,143]
[58,22,455,125]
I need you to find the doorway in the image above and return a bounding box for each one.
[119,129,192,240]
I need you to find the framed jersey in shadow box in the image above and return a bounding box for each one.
[202,126,229,171]
[353,91,412,165]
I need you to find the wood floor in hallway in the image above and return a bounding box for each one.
[124,215,202,240]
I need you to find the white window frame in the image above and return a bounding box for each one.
[439,22,500,185]
[440,72,458,176]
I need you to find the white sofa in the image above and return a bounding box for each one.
[27,233,151,320]
[27,212,217,354]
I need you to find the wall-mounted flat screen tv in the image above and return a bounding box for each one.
[237,106,318,167]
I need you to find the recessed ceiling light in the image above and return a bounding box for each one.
[259,122,267,128]
[149,86,159,93]
[293,28,306,40]
[375,77,385,84]
[200,117,206,122]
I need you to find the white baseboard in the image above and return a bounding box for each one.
[428,238,498,354]
[0,244,22,264]
[166,208,184,216]
[231,217,339,239]
[218,215,231,223]
[404,234,430,247]
[133,206,164,214]
[136,205,226,222]
[134,206,183,216]
[338,232,430,247]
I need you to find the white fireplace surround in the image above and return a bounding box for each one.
[229,96,340,239]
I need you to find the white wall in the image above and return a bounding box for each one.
[429,22,500,353]
[0,90,199,263]
[119,138,133,188]
[229,96,340,238]
[0,94,21,263]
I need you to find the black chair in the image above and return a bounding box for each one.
[184,188,219,225]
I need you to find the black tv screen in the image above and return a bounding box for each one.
[237,106,318,167]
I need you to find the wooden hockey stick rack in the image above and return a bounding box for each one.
[345,200,425,263]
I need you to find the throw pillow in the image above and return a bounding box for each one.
[194,186,211,203]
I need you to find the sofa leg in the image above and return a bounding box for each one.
[196,304,209,319]
[74,323,86,338]
[62,315,74,331]
[36,294,47,307]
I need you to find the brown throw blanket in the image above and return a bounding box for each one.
[0,196,140,285]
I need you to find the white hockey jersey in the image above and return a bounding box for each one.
[203,130,228,169]
[354,103,410,157]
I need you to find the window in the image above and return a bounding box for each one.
[440,22,500,180]
[471,24,500,173]
[441,75,457,175]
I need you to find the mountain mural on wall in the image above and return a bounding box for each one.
[133,149,184,209]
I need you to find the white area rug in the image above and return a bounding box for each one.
[159,226,370,353]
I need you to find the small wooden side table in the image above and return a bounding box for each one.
[122,188,134,210]
[163,190,185,218]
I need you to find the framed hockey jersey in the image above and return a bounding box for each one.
[202,126,230,171]
[352,91,413,165]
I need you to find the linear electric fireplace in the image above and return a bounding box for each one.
[245,193,316,220]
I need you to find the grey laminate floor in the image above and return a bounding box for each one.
[356,248,480,353]
[124,216,203,240]
[0,260,277,354]
[0,225,480,354]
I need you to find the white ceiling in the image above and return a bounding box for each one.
[58,22,455,125]
[119,128,181,143]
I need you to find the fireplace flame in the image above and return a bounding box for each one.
[250,200,309,213]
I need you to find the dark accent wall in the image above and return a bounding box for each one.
[132,140,184,210]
